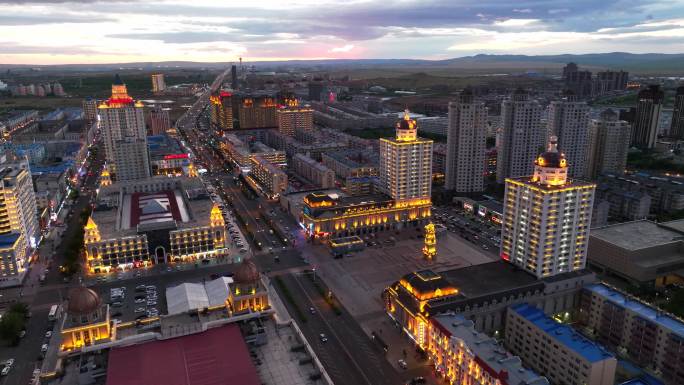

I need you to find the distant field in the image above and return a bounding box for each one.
[0,96,83,112]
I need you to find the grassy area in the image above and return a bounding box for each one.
[273,276,308,323]
[627,151,684,174]
[592,92,638,107]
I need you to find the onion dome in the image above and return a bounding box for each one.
[234,258,260,285]
[536,136,567,169]
[67,286,102,315]
[396,109,417,131]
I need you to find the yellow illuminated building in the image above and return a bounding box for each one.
[210,91,233,131]
[501,136,595,279]
[60,287,113,351]
[229,258,269,313]
[277,100,314,137]
[99,166,112,187]
[422,222,437,259]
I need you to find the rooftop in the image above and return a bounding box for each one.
[440,260,540,299]
[431,314,549,385]
[506,175,596,192]
[323,149,379,168]
[590,220,684,251]
[105,323,260,385]
[585,283,684,339]
[510,303,615,363]
[0,233,20,248]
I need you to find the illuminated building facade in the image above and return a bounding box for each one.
[151,73,166,93]
[378,110,433,201]
[501,137,595,279]
[99,75,146,176]
[276,100,313,137]
[300,192,431,239]
[445,89,486,193]
[209,91,233,131]
[235,94,277,129]
[85,177,227,273]
[0,166,38,287]
[230,258,269,313]
[60,287,112,351]
[384,261,594,342]
[428,313,549,385]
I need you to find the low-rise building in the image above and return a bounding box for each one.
[429,313,549,385]
[147,134,191,176]
[292,154,335,189]
[506,303,617,385]
[300,192,431,239]
[384,261,595,343]
[578,284,684,385]
[85,177,227,273]
[598,172,684,215]
[588,219,684,286]
[321,149,378,196]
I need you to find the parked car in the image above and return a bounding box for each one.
[319,333,328,343]
[41,344,48,353]
[398,359,408,369]
[45,331,52,339]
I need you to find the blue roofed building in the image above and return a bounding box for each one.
[506,303,617,385]
[578,283,684,385]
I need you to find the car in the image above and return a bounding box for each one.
[319,333,328,343]
[309,307,316,314]
[111,302,123,307]
[41,344,48,353]
[408,377,426,385]
[45,331,52,339]
[19,330,26,338]
[398,359,408,369]
[147,301,157,306]
[134,307,146,313]
[135,298,145,304]
[111,311,123,318]
[1,366,9,376]
[3,359,14,367]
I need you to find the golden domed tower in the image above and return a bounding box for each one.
[229,258,269,313]
[422,222,437,260]
[187,162,198,178]
[210,203,226,250]
[99,165,112,187]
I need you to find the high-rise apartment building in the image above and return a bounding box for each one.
[113,137,151,181]
[151,73,165,93]
[501,137,595,278]
[209,91,233,131]
[445,89,486,193]
[587,109,631,179]
[99,75,146,176]
[378,110,433,201]
[0,166,38,287]
[547,95,590,178]
[276,100,313,137]
[563,63,593,98]
[631,85,664,149]
[669,85,684,140]
[235,94,277,129]
[83,98,98,123]
[149,106,171,135]
[497,89,545,183]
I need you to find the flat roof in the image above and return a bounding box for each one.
[585,283,684,338]
[441,260,539,299]
[510,303,614,363]
[590,220,684,250]
[0,233,20,248]
[106,324,260,385]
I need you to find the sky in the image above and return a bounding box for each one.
[0,0,683,64]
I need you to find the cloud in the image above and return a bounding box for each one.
[0,13,113,25]
[329,44,354,53]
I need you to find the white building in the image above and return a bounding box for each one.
[547,96,590,178]
[113,137,151,181]
[497,89,545,183]
[587,109,631,180]
[99,75,146,176]
[506,303,616,385]
[445,89,486,193]
[378,110,433,201]
[501,137,595,278]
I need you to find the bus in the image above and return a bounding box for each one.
[48,305,59,322]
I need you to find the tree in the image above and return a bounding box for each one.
[8,302,28,318]
[0,312,24,345]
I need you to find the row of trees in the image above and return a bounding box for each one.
[0,303,29,346]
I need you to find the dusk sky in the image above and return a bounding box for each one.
[1,0,683,64]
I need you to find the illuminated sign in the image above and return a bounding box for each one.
[478,206,487,217]
[163,153,189,160]
[491,216,502,225]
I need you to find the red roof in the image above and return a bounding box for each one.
[106,324,260,385]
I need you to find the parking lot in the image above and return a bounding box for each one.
[108,283,164,323]
[432,206,501,253]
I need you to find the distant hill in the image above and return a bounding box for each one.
[1,52,682,75]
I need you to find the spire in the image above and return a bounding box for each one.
[113,74,124,85]
[547,136,559,153]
